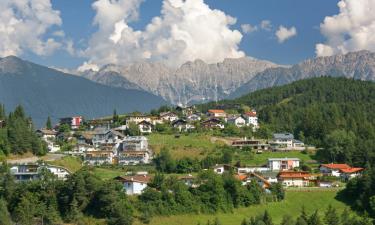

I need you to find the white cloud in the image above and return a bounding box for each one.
[241,24,257,34]
[0,0,63,57]
[316,0,375,57]
[77,62,100,72]
[82,0,245,69]
[260,20,272,31]
[275,26,297,43]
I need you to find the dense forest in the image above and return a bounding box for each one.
[199,77,375,218]
[0,105,47,157]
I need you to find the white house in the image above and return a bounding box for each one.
[91,128,125,146]
[243,111,259,129]
[187,113,201,122]
[117,136,152,165]
[208,109,227,118]
[227,116,246,128]
[160,112,179,122]
[138,121,153,134]
[237,167,270,174]
[268,158,300,171]
[115,174,151,195]
[84,150,114,165]
[213,164,232,174]
[42,165,71,180]
[271,133,305,151]
[60,116,82,130]
[278,171,317,187]
[126,115,152,126]
[319,163,351,177]
[172,119,195,132]
[10,164,70,181]
[340,167,364,180]
[36,129,60,152]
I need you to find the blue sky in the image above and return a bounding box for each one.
[10,0,341,69]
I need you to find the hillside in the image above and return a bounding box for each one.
[0,56,167,127]
[230,50,375,98]
[200,77,375,166]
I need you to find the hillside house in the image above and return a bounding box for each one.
[232,138,270,151]
[60,116,82,130]
[340,167,364,181]
[125,115,152,126]
[270,133,305,151]
[115,174,151,195]
[278,171,317,187]
[319,163,351,177]
[179,174,196,187]
[236,173,271,189]
[172,119,195,132]
[243,111,259,129]
[84,150,114,165]
[201,118,225,129]
[117,136,152,165]
[91,128,125,146]
[36,129,60,152]
[208,109,227,118]
[237,167,270,174]
[268,158,300,171]
[10,164,70,181]
[213,164,232,174]
[187,113,201,122]
[160,111,179,122]
[138,120,153,133]
[227,115,246,127]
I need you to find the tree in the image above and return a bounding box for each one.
[308,210,322,225]
[0,198,12,225]
[263,210,274,225]
[126,122,140,136]
[324,205,340,225]
[46,116,52,130]
[295,217,308,225]
[280,215,294,225]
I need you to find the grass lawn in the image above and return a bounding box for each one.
[234,151,316,167]
[49,156,83,173]
[136,190,351,225]
[148,133,222,159]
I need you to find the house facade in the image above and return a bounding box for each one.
[60,116,82,130]
[268,158,300,171]
[10,164,70,181]
[277,171,317,187]
[319,163,351,177]
[117,136,152,165]
[201,118,225,129]
[160,112,179,122]
[227,116,246,127]
[243,111,259,129]
[270,133,305,151]
[208,109,227,118]
[84,150,114,165]
[115,175,151,195]
[138,121,153,134]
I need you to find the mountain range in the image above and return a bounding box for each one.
[0,56,166,128]
[81,50,375,104]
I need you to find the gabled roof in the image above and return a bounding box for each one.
[115,175,151,184]
[172,119,187,126]
[320,163,351,170]
[208,109,225,113]
[244,111,257,117]
[138,120,153,126]
[278,171,312,179]
[37,129,57,135]
[340,167,364,174]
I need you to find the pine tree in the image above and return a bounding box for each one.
[0,198,12,225]
[295,217,308,225]
[280,215,294,225]
[308,210,322,225]
[241,218,249,225]
[213,218,221,225]
[324,205,340,225]
[263,210,274,225]
[46,116,52,130]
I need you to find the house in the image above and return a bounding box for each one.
[268,158,300,171]
[208,109,227,118]
[179,174,196,187]
[319,163,351,177]
[60,116,83,130]
[91,128,125,146]
[340,167,364,180]
[115,174,151,195]
[187,113,201,122]
[201,118,225,129]
[138,120,153,134]
[270,133,305,151]
[9,164,70,181]
[160,112,179,122]
[125,115,152,126]
[213,164,232,174]
[236,173,271,189]
[150,116,164,125]
[237,167,270,174]
[243,111,259,129]
[117,136,152,165]
[36,129,60,152]
[227,115,246,127]
[172,119,195,132]
[84,150,114,165]
[232,138,270,151]
[277,171,317,187]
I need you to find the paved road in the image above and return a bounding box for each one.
[6,153,65,164]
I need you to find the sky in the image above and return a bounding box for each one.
[1,0,374,70]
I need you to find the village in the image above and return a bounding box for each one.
[8,106,365,196]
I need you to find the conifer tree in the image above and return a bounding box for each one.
[46,116,52,130]
[324,205,340,225]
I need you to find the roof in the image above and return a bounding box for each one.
[115,175,151,184]
[340,167,364,174]
[278,171,312,179]
[208,109,225,113]
[138,120,152,125]
[37,129,57,135]
[235,174,248,181]
[268,158,300,161]
[244,111,257,117]
[320,163,351,170]
[273,133,294,140]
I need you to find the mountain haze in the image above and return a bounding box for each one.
[0,56,167,127]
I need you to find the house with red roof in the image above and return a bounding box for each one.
[319,163,351,177]
[340,167,364,180]
[242,110,259,130]
[277,171,318,187]
[208,109,227,118]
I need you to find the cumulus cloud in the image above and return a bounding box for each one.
[275,26,297,43]
[81,0,244,69]
[260,20,272,31]
[316,0,375,57]
[0,0,63,57]
[241,24,257,34]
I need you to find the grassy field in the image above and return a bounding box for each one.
[49,156,83,173]
[148,133,223,159]
[234,151,316,166]
[135,190,351,225]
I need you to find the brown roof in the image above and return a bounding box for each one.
[38,129,57,135]
[278,171,312,179]
[340,168,364,174]
[245,111,257,117]
[115,175,151,184]
[321,163,351,170]
[208,109,225,113]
